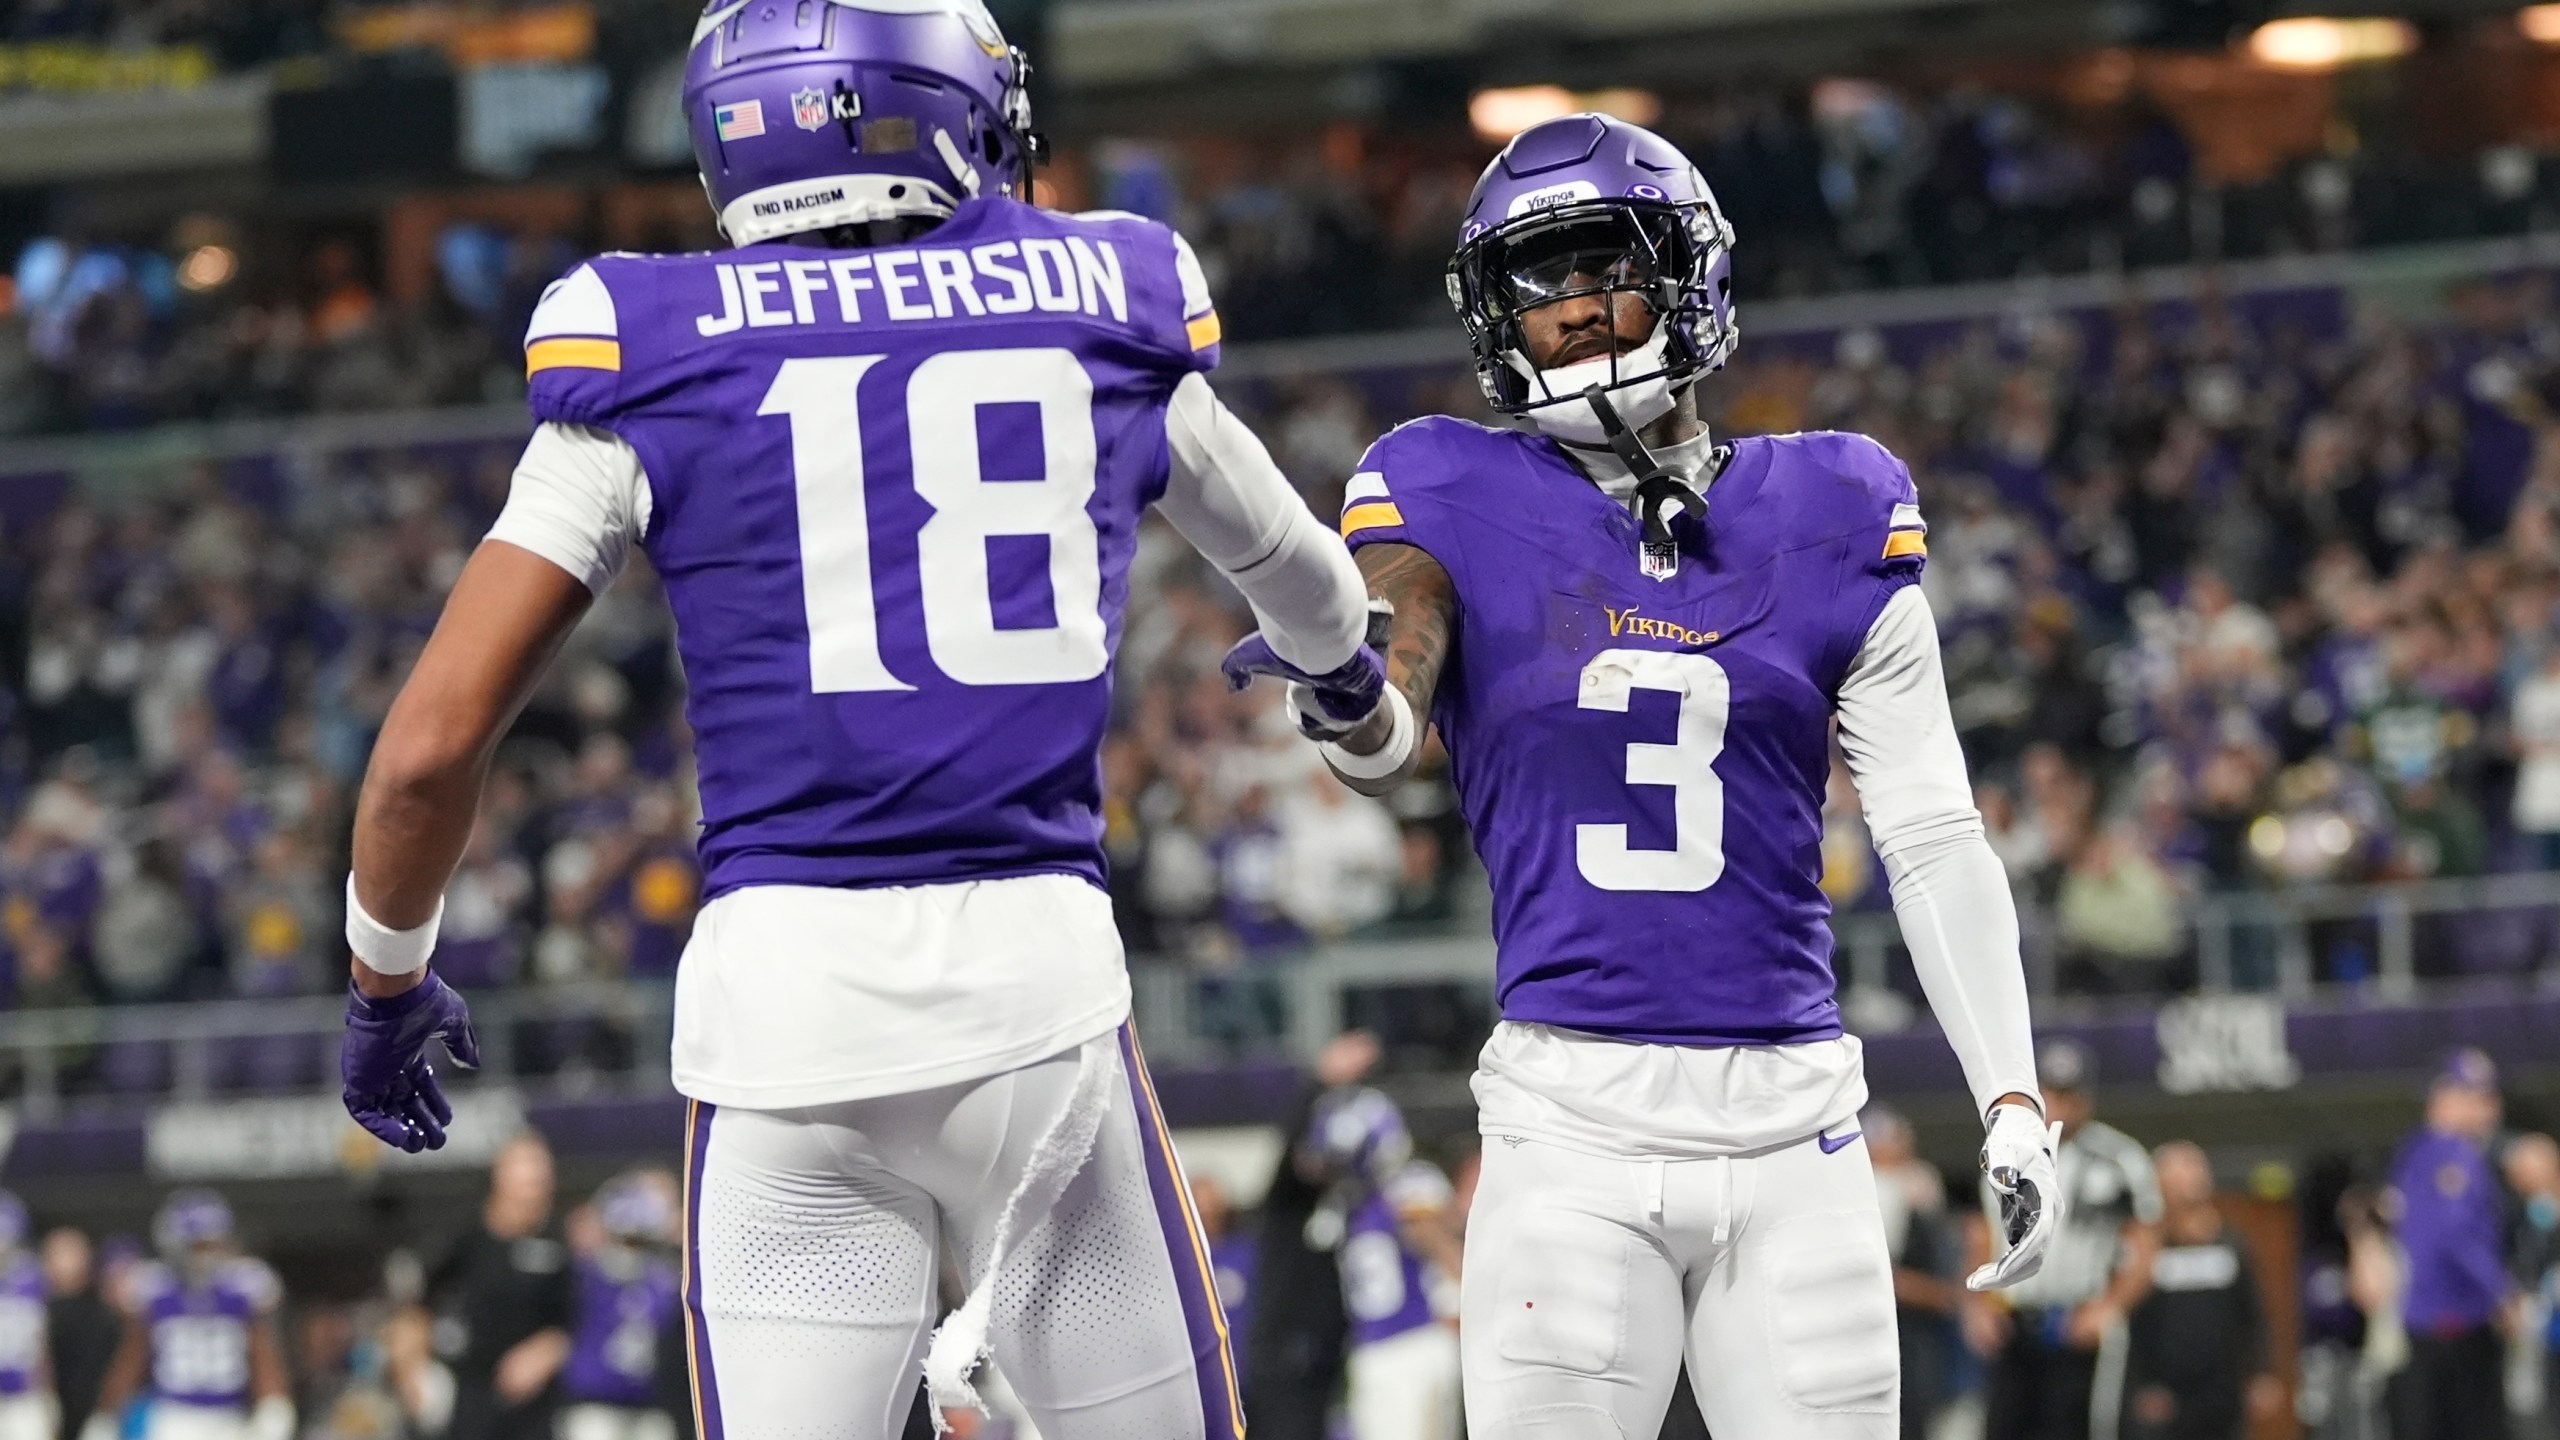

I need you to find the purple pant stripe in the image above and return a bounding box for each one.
[1118,1022,1249,1440]
[682,1098,725,1440]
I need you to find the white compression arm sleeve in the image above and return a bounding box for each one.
[1155,372,1368,672]
[483,421,652,594]
[1835,585,2041,1118]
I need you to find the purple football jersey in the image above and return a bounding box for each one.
[1341,1163,1453,1348]
[525,197,1218,899]
[137,1258,275,1408]
[0,1256,42,1396]
[560,1252,681,1406]
[1343,422,1926,1045]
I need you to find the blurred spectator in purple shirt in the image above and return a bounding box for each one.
[2387,1048,2516,1440]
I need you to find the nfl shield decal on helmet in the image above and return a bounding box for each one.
[792,87,829,131]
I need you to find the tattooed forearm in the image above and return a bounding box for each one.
[1331,543,1455,776]
[1363,543,1455,719]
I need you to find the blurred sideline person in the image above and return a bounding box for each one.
[1300,1086,1463,1440]
[557,1173,685,1440]
[1968,1041,2161,1440]
[82,1191,289,1440]
[2123,1143,2279,1440]
[1866,1106,1961,1440]
[1230,109,2059,1440]
[1244,1034,1366,1440]
[2295,1183,2399,1440]
[2387,1048,2514,1440]
[44,1228,115,1440]
[2510,1134,2560,1440]
[429,1133,573,1440]
[0,1195,52,1440]
[332,4,1379,1437]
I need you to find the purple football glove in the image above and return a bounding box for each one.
[1219,606,1391,741]
[342,972,481,1153]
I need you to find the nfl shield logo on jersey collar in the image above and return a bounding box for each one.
[792,87,830,132]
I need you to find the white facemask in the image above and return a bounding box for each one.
[1507,328,1684,446]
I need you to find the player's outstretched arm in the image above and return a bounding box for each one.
[342,539,591,1151]
[1317,542,1455,797]
[1158,373,1370,673]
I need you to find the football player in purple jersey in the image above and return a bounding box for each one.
[82,1192,290,1440]
[558,1173,684,1440]
[1300,1087,1464,1440]
[331,2,1379,1437]
[0,1193,54,1440]
[1223,113,2065,1439]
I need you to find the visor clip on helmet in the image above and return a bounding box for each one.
[1585,384,1709,580]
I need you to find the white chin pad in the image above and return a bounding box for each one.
[1510,330,1680,445]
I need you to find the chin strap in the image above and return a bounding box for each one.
[1583,386,1717,576]
[1584,385,1708,548]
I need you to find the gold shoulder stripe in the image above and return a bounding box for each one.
[1341,501,1404,538]
[1186,312,1223,351]
[526,338,622,376]
[1883,530,1928,559]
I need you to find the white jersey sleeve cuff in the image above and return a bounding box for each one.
[484,421,652,594]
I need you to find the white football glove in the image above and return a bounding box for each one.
[1967,1100,2065,1292]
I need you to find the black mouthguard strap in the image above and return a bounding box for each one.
[1583,384,1709,549]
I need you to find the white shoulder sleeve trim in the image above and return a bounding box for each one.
[1169,230,1215,319]
[1155,372,1364,672]
[484,421,651,594]
[526,264,617,344]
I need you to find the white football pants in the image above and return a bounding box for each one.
[138,1404,246,1440]
[558,1405,677,1440]
[1349,1323,1463,1440]
[1461,1129,1899,1439]
[0,1397,50,1440]
[679,1024,1244,1440]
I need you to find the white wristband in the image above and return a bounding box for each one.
[345,874,444,976]
[1320,685,1417,782]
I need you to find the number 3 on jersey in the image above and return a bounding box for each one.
[1575,648,1730,892]
[762,347,1107,692]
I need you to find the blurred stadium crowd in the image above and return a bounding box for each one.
[23,253,2560,1027]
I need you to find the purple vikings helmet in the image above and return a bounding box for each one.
[1447,113,1738,446]
[686,0,1043,247]
[1299,1086,1414,1188]
[595,1172,678,1247]
[152,1188,235,1260]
